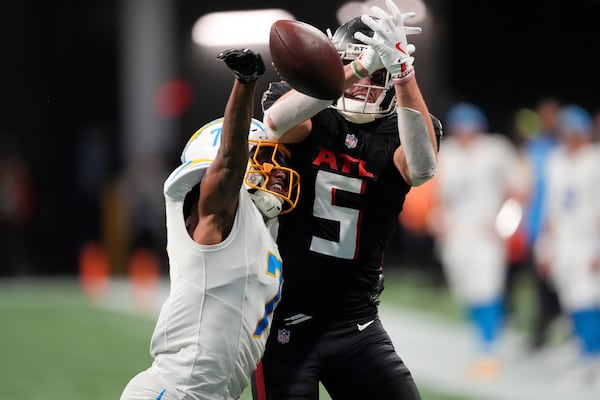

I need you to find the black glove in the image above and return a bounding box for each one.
[217,48,265,83]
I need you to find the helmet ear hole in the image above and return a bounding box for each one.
[246,172,265,187]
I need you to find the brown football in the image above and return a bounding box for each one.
[269,20,345,100]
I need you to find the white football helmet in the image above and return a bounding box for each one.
[329,16,396,124]
[165,117,299,220]
[164,117,224,200]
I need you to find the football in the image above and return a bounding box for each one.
[269,20,345,100]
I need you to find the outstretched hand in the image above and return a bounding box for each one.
[355,0,421,84]
[217,48,266,83]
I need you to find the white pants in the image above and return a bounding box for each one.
[439,230,506,304]
[120,366,243,400]
[120,367,181,400]
[551,239,600,311]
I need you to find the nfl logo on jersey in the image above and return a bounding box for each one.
[344,133,358,149]
[277,329,290,344]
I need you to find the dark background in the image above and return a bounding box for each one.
[1,0,599,276]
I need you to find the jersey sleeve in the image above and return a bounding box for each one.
[163,161,210,202]
[261,81,292,112]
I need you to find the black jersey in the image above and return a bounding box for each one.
[263,82,412,304]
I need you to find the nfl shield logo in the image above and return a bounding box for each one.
[277,328,290,344]
[344,133,358,149]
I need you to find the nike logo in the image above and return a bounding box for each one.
[395,43,407,54]
[357,320,375,331]
[156,389,166,400]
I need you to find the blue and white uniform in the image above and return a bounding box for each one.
[436,132,521,304]
[543,143,600,311]
[433,103,523,363]
[537,105,600,385]
[121,119,283,400]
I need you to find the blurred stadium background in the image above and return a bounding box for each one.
[1,0,600,399]
[2,0,599,277]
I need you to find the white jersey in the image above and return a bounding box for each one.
[149,162,282,399]
[436,133,522,234]
[435,133,521,302]
[543,144,600,309]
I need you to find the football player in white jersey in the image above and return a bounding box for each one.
[431,102,524,379]
[120,48,300,400]
[536,104,600,387]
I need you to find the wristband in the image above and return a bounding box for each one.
[351,61,367,79]
[392,65,415,85]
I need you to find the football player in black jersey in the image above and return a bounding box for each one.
[251,1,442,399]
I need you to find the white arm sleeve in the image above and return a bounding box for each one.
[397,107,437,186]
[263,91,332,139]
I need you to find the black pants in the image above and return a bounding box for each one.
[252,312,421,400]
[530,271,562,349]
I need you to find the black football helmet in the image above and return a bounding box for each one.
[329,16,396,124]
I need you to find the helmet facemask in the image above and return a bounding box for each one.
[245,139,300,219]
[329,17,397,124]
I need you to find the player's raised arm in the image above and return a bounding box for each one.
[194,49,265,244]
[262,57,393,144]
[356,0,437,186]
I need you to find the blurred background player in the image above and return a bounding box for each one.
[430,102,524,380]
[521,96,564,350]
[535,104,600,388]
[251,1,441,399]
[501,107,538,322]
[120,48,300,400]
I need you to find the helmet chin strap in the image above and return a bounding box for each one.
[248,190,284,219]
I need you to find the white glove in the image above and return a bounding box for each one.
[355,46,384,75]
[355,43,415,76]
[355,0,422,84]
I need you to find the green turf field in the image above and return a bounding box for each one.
[0,275,479,400]
[0,280,154,399]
